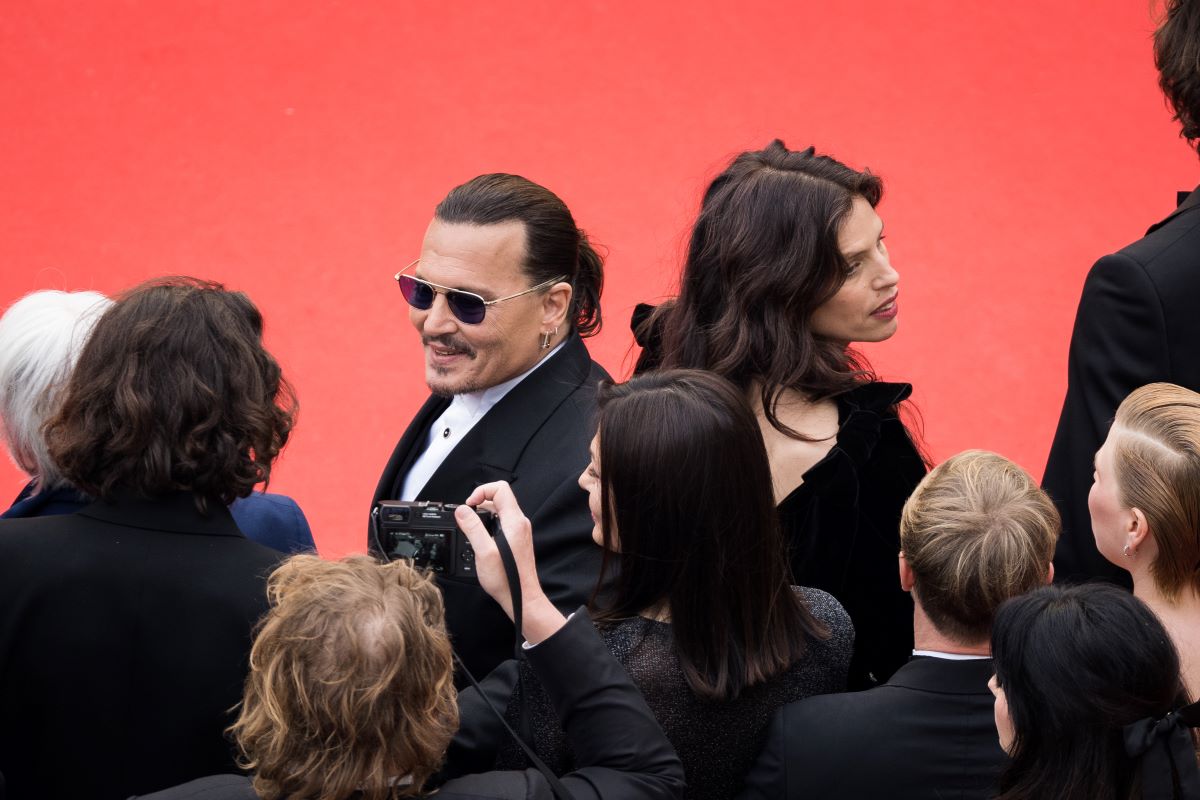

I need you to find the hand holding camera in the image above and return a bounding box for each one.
[456,481,566,646]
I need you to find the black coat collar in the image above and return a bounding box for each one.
[76,491,245,537]
[1146,183,1200,235]
[887,654,995,695]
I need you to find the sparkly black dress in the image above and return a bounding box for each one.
[490,588,853,800]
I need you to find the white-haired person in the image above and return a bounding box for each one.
[0,288,316,553]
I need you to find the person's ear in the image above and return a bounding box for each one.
[898,551,915,592]
[540,282,573,330]
[1045,561,1055,585]
[1128,508,1152,552]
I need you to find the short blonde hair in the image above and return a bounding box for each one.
[231,555,458,800]
[900,450,1059,644]
[1112,382,1200,599]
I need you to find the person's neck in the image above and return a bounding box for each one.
[912,600,989,656]
[1132,568,1200,699]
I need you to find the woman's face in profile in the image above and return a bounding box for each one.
[988,673,1015,754]
[809,195,901,346]
[578,434,608,549]
[1088,430,1131,566]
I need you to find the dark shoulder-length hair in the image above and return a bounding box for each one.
[643,139,882,438]
[593,369,826,702]
[45,276,296,510]
[1155,0,1200,148]
[991,584,1189,800]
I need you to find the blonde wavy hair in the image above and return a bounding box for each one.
[1112,382,1200,600]
[900,450,1059,644]
[230,555,459,800]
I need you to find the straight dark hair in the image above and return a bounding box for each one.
[643,140,882,439]
[435,173,603,336]
[45,277,296,511]
[1156,0,1200,148]
[991,584,1189,800]
[593,369,826,702]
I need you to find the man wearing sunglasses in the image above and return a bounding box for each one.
[370,173,609,684]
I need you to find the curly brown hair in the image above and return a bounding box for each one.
[231,555,459,800]
[1155,0,1200,148]
[44,277,295,509]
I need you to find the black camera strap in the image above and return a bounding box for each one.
[453,528,575,800]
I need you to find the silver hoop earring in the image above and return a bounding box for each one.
[1123,544,1136,558]
[540,331,552,350]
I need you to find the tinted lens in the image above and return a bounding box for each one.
[398,275,434,310]
[447,291,487,324]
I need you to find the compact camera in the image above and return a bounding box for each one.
[372,500,498,580]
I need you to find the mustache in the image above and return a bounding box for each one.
[422,335,477,358]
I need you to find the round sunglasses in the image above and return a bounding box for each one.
[394,261,566,325]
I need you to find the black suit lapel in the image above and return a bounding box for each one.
[417,335,592,503]
[1146,183,1200,234]
[371,394,452,504]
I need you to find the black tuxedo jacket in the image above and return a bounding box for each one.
[132,612,686,800]
[1045,186,1200,584]
[737,656,1006,800]
[370,334,609,681]
[0,492,282,800]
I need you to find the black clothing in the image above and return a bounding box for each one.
[738,656,1006,799]
[0,493,280,800]
[132,612,686,800]
[778,381,925,688]
[456,589,853,800]
[369,334,609,683]
[1045,186,1200,585]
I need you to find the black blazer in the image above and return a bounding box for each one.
[1044,186,1200,585]
[737,656,1007,800]
[370,334,609,681]
[131,612,686,800]
[0,493,282,800]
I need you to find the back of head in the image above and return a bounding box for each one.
[435,173,603,336]
[595,369,822,701]
[44,277,296,509]
[0,290,111,491]
[1112,382,1200,600]
[991,583,1186,800]
[232,555,457,800]
[1155,0,1200,152]
[900,450,1059,644]
[651,139,882,406]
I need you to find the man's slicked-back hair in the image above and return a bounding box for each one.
[900,450,1060,644]
[1112,382,1200,599]
[44,276,296,509]
[231,555,458,800]
[1155,0,1200,149]
[0,290,111,490]
[435,173,603,336]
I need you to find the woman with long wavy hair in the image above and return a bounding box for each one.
[636,140,926,688]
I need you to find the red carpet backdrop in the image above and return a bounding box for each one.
[1,1,1195,556]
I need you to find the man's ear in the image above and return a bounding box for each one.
[1046,561,1055,585]
[899,552,915,593]
[540,282,573,330]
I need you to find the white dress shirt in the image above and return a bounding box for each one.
[401,342,565,501]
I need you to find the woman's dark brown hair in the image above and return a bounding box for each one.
[642,139,882,438]
[1155,0,1200,147]
[45,276,296,509]
[435,173,603,336]
[593,369,826,702]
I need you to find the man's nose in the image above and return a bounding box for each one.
[421,292,459,335]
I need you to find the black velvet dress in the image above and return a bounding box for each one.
[632,304,927,689]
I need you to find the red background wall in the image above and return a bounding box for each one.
[2,1,1196,557]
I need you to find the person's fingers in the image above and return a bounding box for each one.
[454,504,495,554]
[462,481,509,507]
